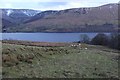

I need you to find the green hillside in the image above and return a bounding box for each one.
[2,41,119,78]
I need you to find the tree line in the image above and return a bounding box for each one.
[79,33,120,50]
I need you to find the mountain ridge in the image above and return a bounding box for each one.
[1,3,119,32]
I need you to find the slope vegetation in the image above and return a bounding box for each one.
[2,40,119,78]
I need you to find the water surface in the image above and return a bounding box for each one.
[1,33,110,42]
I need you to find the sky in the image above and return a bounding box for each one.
[0,0,119,11]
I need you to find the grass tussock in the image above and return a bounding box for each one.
[2,40,119,78]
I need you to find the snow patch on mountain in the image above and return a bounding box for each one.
[22,10,40,16]
[6,10,13,16]
[4,9,41,17]
[109,5,113,9]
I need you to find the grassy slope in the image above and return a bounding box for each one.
[2,42,119,78]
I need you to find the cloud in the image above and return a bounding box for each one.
[38,2,67,8]
[1,0,119,3]
[0,0,119,10]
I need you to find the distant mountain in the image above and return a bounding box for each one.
[24,10,58,23]
[1,9,40,25]
[1,9,41,32]
[2,3,119,32]
[2,9,40,17]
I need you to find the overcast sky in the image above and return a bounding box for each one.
[0,0,119,11]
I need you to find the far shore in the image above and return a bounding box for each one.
[2,40,79,47]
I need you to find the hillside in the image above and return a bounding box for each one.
[2,3,119,32]
[1,9,41,31]
[2,40,119,78]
